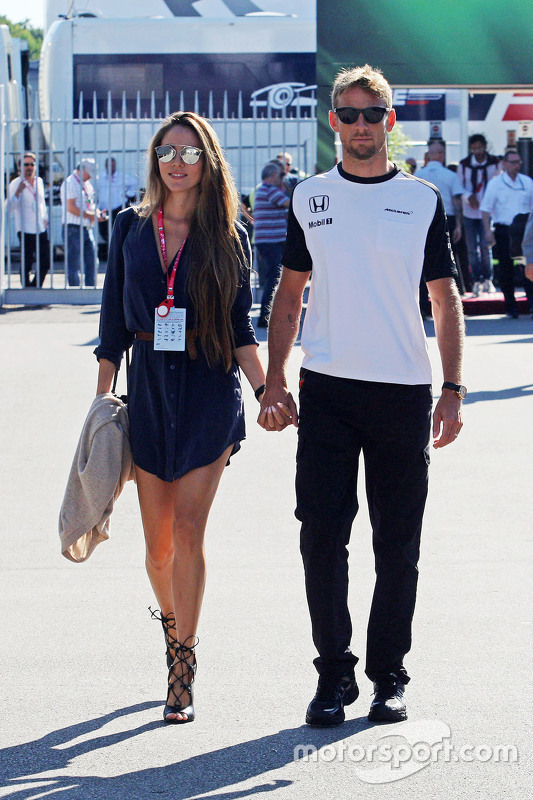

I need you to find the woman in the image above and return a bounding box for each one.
[95,111,266,723]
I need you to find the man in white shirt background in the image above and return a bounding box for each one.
[416,140,471,294]
[60,159,106,287]
[481,150,533,318]
[97,157,137,257]
[8,152,50,287]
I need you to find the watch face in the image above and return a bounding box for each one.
[458,385,467,399]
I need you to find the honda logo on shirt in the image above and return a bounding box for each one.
[309,195,330,213]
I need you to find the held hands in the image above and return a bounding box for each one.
[257,382,298,432]
[525,264,533,282]
[432,391,463,448]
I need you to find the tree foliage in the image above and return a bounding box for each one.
[387,122,412,171]
[0,15,43,60]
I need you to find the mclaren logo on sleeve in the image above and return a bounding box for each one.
[309,195,330,213]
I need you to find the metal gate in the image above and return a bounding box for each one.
[1,87,316,306]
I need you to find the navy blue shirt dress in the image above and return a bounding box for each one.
[95,208,258,482]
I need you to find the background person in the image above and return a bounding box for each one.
[97,157,137,256]
[8,152,50,287]
[94,111,265,725]
[253,162,290,327]
[276,150,300,194]
[522,211,533,296]
[481,150,533,318]
[416,140,469,294]
[61,159,106,287]
[457,134,499,295]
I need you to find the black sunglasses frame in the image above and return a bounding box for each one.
[155,145,203,164]
[334,106,390,125]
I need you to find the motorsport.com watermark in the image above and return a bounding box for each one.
[293,720,518,784]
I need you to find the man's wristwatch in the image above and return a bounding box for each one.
[442,381,467,399]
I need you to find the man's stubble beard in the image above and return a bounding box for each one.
[344,139,386,163]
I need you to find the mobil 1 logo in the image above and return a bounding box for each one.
[308,195,332,228]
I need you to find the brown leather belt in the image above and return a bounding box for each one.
[134,330,198,359]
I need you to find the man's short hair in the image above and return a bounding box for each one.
[262,162,282,181]
[331,64,392,110]
[468,134,487,148]
[19,151,36,168]
[77,158,96,177]
[503,149,519,161]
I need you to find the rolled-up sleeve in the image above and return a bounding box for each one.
[94,209,135,369]
[232,225,258,349]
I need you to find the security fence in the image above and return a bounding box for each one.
[1,88,317,306]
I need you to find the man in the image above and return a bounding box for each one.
[8,152,50,287]
[481,150,533,318]
[277,151,300,194]
[97,157,136,254]
[258,64,465,726]
[61,159,106,287]
[253,162,290,327]
[522,212,533,293]
[457,134,499,295]
[405,157,417,175]
[416,140,468,293]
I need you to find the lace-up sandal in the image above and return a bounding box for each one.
[149,607,178,669]
[163,637,198,724]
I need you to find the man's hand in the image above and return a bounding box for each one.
[432,391,463,448]
[257,382,298,431]
[485,229,495,248]
[452,224,462,244]
[15,182,26,197]
[467,194,479,210]
[525,263,533,282]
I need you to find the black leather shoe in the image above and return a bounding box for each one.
[368,675,407,722]
[306,672,359,727]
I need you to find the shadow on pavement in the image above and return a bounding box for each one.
[463,384,533,404]
[0,704,379,800]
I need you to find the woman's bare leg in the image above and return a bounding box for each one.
[136,466,175,615]
[136,445,233,721]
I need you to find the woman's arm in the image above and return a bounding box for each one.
[96,358,117,396]
[94,209,135,371]
[234,344,266,398]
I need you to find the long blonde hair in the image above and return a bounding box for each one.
[137,111,247,370]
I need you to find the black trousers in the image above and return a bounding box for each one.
[18,231,50,287]
[494,223,533,314]
[296,369,432,683]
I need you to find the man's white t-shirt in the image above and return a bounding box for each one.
[282,164,457,386]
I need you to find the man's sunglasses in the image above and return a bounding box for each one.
[155,145,203,164]
[334,106,390,125]
[23,161,36,167]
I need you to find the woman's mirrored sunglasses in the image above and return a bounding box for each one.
[155,145,203,164]
[334,106,390,125]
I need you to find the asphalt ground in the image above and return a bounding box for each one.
[0,305,531,799]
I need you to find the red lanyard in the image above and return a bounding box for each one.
[157,206,188,316]
[73,172,90,208]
